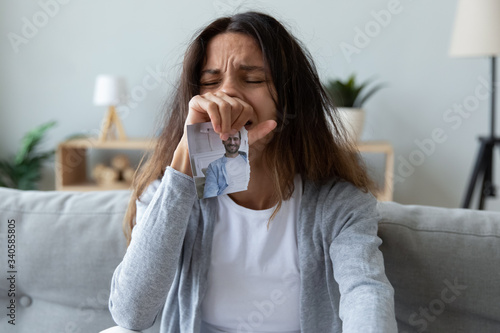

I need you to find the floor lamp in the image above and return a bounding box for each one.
[450,0,500,209]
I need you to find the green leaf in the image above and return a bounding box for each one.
[0,121,57,190]
[324,74,385,108]
[0,160,17,178]
[354,83,387,108]
[0,161,16,188]
[14,121,56,165]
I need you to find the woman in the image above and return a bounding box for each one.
[109,11,397,333]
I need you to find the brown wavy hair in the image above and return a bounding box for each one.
[123,11,375,245]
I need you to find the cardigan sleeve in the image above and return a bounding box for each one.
[108,167,197,330]
[327,184,397,333]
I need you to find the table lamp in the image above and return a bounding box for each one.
[93,75,128,142]
[449,0,500,209]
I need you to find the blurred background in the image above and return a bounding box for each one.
[0,0,498,210]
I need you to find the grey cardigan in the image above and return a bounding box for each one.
[109,167,397,333]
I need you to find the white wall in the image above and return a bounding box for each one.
[1,0,499,210]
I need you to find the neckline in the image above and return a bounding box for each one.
[218,193,277,217]
[217,175,302,218]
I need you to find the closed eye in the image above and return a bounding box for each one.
[200,81,220,86]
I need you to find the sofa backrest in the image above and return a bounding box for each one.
[378,201,500,333]
[2,186,499,333]
[0,187,137,333]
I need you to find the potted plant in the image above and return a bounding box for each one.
[0,121,57,190]
[324,74,385,141]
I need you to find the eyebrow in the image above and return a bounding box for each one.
[201,65,266,75]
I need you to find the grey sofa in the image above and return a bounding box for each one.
[0,187,499,333]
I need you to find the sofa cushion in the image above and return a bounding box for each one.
[378,201,500,333]
[0,187,132,333]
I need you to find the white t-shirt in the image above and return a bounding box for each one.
[201,175,303,333]
[221,154,249,195]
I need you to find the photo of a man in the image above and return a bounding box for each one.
[203,131,249,198]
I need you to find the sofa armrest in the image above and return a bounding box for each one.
[100,326,143,333]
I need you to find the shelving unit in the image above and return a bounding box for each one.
[55,137,394,199]
[357,141,394,201]
[55,137,156,191]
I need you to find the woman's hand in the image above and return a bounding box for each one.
[186,92,276,144]
[172,92,276,176]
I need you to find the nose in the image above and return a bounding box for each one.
[219,76,241,98]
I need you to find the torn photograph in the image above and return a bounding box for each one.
[186,122,250,199]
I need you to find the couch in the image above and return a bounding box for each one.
[0,186,499,333]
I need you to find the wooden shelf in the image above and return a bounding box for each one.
[58,137,156,150]
[356,141,394,202]
[55,137,393,198]
[56,137,156,191]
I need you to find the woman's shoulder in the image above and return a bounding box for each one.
[302,177,378,226]
[303,176,374,201]
[138,178,162,205]
[135,179,162,225]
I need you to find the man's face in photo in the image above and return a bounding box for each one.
[223,133,241,155]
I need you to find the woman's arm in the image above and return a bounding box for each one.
[327,186,397,333]
[108,166,197,330]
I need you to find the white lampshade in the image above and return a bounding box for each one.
[450,0,500,57]
[93,75,128,106]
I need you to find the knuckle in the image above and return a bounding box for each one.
[189,95,204,107]
[234,102,244,112]
[221,101,231,112]
[188,96,198,107]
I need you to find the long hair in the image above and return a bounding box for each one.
[123,11,375,245]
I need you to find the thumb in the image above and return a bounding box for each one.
[248,120,277,146]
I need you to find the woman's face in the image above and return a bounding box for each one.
[199,32,277,132]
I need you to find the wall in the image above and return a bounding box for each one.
[1,0,499,210]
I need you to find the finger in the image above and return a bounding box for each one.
[187,96,221,133]
[248,120,277,146]
[214,91,245,118]
[213,92,249,136]
[202,93,233,136]
[230,97,254,133]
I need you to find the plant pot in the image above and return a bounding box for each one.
[337,107,366,142]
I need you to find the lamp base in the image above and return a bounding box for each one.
[461,136,500,209]
[99,106,127,142]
